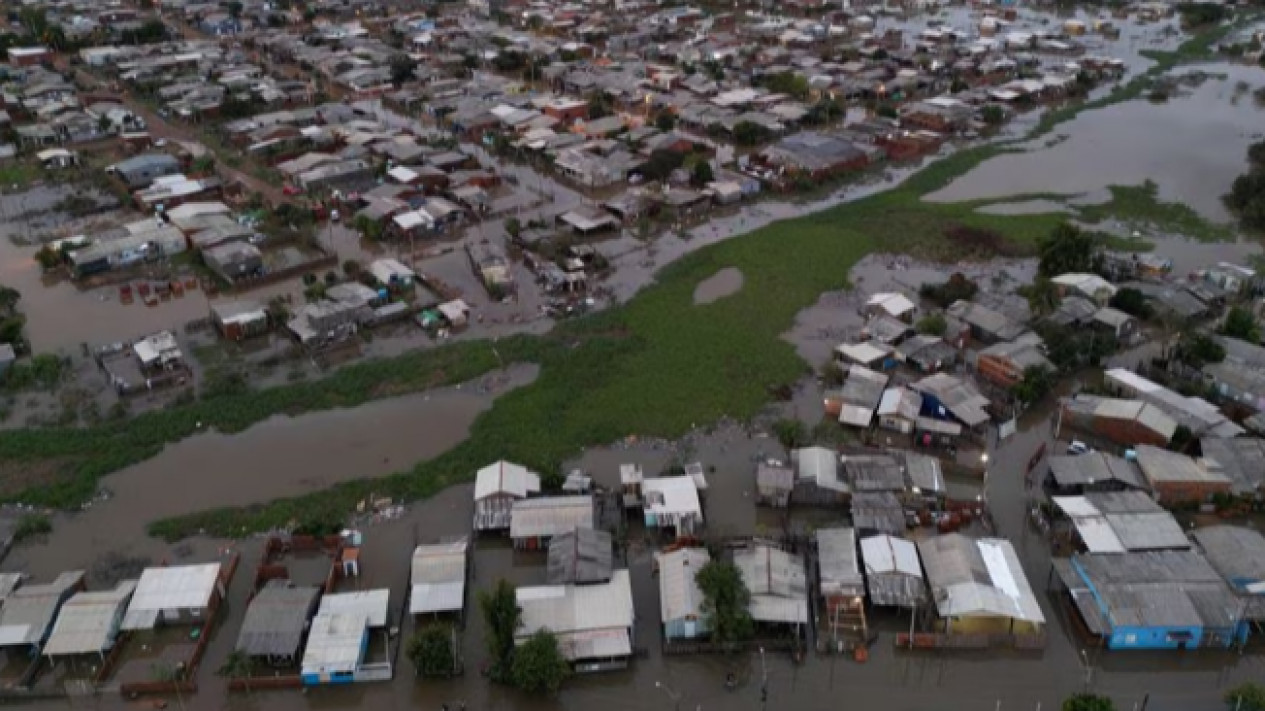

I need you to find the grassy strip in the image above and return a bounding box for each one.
[0,336,550,507]
[1077,181,1235,243]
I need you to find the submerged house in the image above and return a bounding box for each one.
[641,476,704,535]
[516,570,635,673]
[301,590,392,685]
[236,581,322,666]
[657,547,711,642]
[121,563,222,631]
[510,496,595,550]
[917,535,1045,637]
[409,540,469,621]
[473,460,541,532]
[735,542,808,634]
[0,571,85,653]
[1055,550,1249,650]
[860,534,927,608]
[42,580,137,662]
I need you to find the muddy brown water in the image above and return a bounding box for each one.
[2,365,537,583]
[928,63,1265,223]
[693,267,744,306]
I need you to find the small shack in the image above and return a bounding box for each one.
[860,534,926,608]
[816,528,867,648]
[547,528,613,585]
[641,477,704,535]
[510,496,595,550]
[236,581,321,666]
[42,580,137,662]
[409,540,469,621]
[301,590,392,685]
[756,460,794,508]
[657,548,711,642]
[122,563,223,630]
[735,542,808,634]
[473,460,541,532]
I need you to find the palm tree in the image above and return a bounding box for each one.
[217,650,253,694]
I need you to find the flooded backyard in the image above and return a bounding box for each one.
[929,63,1265,223]
[693,267,745,305]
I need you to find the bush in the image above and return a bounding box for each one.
[915,313,946,336]
[407,625,457,678]
[919,273,978,308]
[14,513,51,542]
[511,630,569,694]
[1224,682,1265,711]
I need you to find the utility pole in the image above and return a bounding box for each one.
[655,681,682,711]
[758,646,768,711]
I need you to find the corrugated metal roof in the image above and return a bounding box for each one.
[816,528,864,598]
[1065,551,1241,630]
[42,580,135,656]
[918,535,1043,623]
[1136,445,1229,485]
[860,534,926,607]
[0,571,84,647]
[510,496,594,540]
[517,570,634,661]
[410,540,468,615]
[1048,453,1146,490]
[1191,526,1265,593]
[301,613,368,676]
[122,563,220,630]
[850,491,906,535]
[318,590,389,628]
[735,544,808,625]
[474,460,541,500]
[1052,493,1188,554]
[657,548,710,624]
[548,528,613,585]
[1199,438,1265,495]
[236,582,321,658]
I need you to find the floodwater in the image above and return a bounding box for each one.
[693,267,745,305]
[929,64,1265,223]
[2,364,537,583]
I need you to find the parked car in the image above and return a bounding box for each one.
[1067,440,1092,456]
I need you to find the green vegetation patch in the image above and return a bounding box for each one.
[1077,181,1236,243]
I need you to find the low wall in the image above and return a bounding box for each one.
[895,631,1047,650]
[228,675,302,692]
[229,254,338,294]
[120,680,197,699]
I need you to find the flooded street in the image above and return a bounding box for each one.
[929,63,1265,222]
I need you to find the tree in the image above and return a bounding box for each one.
[510,630,569,694]
[980,105,1005,126]
[1062,694,1115,711]
[696,559,754,643]
[690,160,714,188]
[919,272,978,308]
[388,53,417,87]
[1224,682,1265,711]
[352,214,384,241]
[916,313,946,336]
[638,149,684,182]
[1176,332,1226,368]
[1220,306,1261,343]
[479,579,520,681]
[342,259,360,277]
[1108,287,1152,319]
[655,112,676,131]
[227,1,244,19]
[407,625,456,678]
[733,121,772,146]
[191,156,216,175]
[1018,277,1061,317]
[1038,222,1098,278]
[504,217,522,240]
[772,418,808,451]
[217,650,253,693]
[1012,365,1054,405]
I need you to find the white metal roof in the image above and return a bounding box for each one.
[43,581,137,657]
[657,548,710,623]
[0,571,84,647]
[318,590,389,628]
[642,477,702,518]
[409,541,467,615]
[301,613,369,676]
[510,496,594,539]
[866,292,916,317]
[517,570,634,661]
[836,341,893,365]
[474,460,541,500]
[919,535,1044,624]
[122,564,220,630]
[861,534,922,577]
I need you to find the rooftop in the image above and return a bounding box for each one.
[1052,491,1189,554]
[860,534,927,607]
[657,548,710,624]
[409,540,468,616]
[918,535,1044,624]
[0,572,85,649]
[734,543,808,625]
[816,527,864,599]
[547,528,613,585]
[122,563,220,631]
[510,496,595,540]
[236,581,321,658]
[474,460,541,500]
[517,570,634,661]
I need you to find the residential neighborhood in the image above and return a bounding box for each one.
[0,0,1262,710]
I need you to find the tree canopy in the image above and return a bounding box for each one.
[479,579,520,681]
[1108,287,1152,320]
[916,313,947,336]
[407,624,456,678]
[1225,682,1265,711]
[1012,365,1055,405]
[696,559,754,643]
[1175,332,1226,369]
[919,272,978,308]
[1219,306,1261,343]
[510,630,569,694]
[1038,222,1098,278]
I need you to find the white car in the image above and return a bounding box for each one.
[1066,440,1092,456]
[153,138,168,148]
